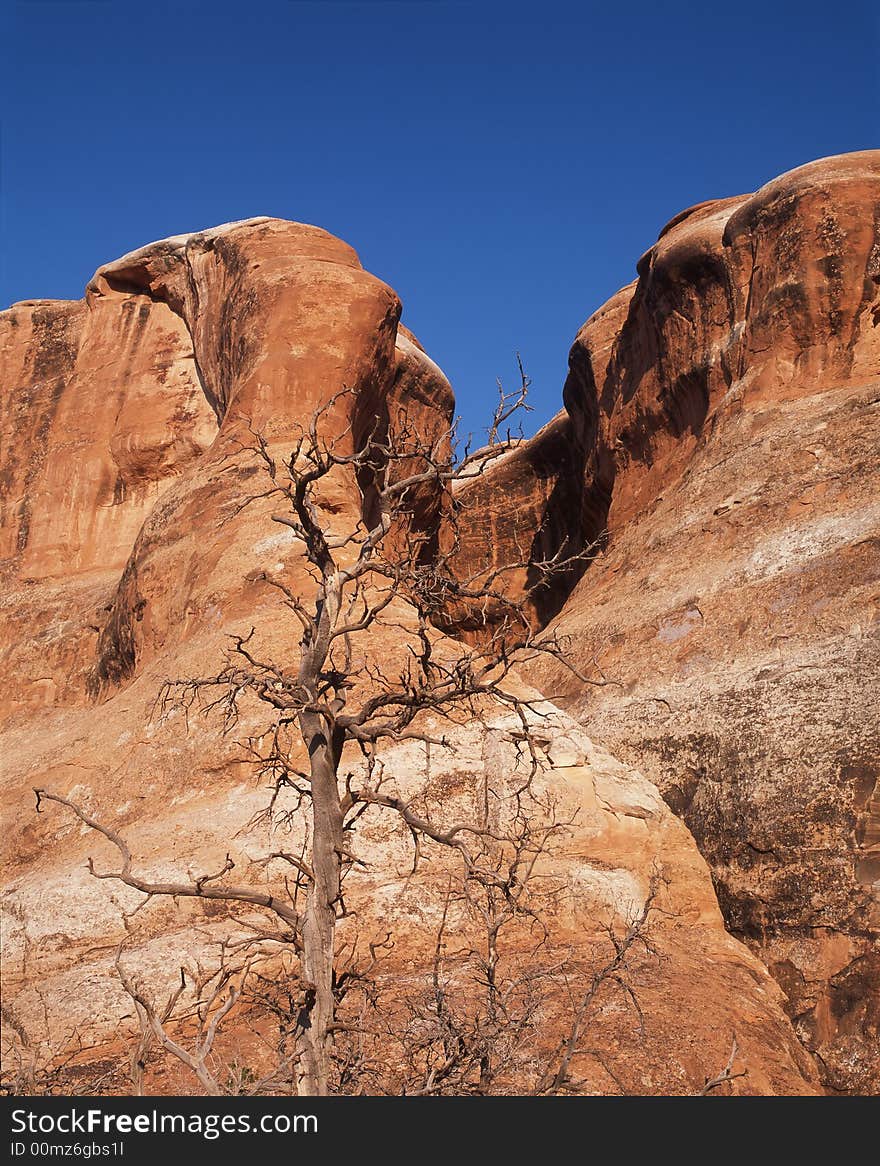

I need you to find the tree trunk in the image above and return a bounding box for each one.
[297,726,343,1095]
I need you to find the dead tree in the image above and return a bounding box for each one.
[36,367,608,1096]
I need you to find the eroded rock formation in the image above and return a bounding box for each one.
[2,152,876,1094]
[455,151,880,1092]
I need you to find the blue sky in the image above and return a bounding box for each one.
[2,0,878,439]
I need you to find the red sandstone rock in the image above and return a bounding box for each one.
[457,151,880,1092]
[0,217,818,1094]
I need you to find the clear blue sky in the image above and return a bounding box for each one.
[2,0,878,439]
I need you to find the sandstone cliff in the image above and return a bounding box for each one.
[455,151,880,1092]
[2,154,876,1093]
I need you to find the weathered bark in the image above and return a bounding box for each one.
[295,713,344,1093]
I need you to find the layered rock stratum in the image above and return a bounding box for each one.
[1,151,877,1094]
